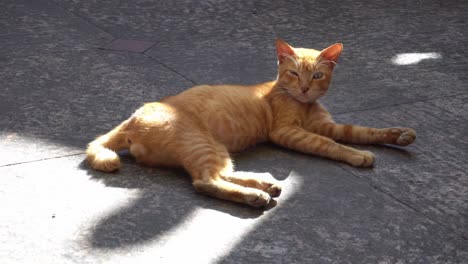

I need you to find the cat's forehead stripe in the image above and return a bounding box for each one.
[298,57,319,72]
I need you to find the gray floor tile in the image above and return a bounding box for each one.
[223,153,468,264]
[55,0,467,113]
[0,0,113,49]
[146,34,467,114]
[0,46,192,166]
[56,0,263,41]
[332,99,468,237]
[429,94,468,119]
[101,39,157,53]
[1,0,467,263]
[1,151,466,263]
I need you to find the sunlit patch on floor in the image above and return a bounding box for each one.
[391,52,442,65]
[104,172,303,263]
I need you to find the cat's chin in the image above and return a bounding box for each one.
[294,95,318,104]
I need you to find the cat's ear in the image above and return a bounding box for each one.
[319,43,343,65]
[276,39,296,64]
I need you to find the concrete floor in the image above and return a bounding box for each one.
[1,0,467,263]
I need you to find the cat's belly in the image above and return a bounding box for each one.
[208,114,269,152]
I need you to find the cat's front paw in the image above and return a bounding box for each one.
[384,127,416,146]
[395,128,416,146]
[348,150,375,167]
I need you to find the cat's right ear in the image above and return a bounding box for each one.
[276,39,296,64]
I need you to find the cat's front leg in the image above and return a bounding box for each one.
[307,122,416,146]
[269,126,375,167]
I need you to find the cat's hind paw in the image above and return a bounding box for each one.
[265,184,282,198]
[348,150,375,167]
[246,191,271,208]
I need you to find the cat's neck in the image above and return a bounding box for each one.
[262,80,291,99]
[264,80,318,108]
[252,80,310,106]
[252,80,285,96]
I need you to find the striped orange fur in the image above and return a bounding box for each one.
[87,39,416,207]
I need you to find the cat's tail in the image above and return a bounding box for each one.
[86,120,130,172]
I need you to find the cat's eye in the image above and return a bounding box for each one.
[312,72,324,79]
[288,70,299,77]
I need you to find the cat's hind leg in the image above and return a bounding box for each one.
[181,136,271,207]
[220,172,282,198]
[211,142,281,197]
[193,179,272,207]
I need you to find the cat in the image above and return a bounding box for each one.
[86,39,416,208]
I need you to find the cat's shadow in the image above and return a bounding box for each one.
[79,143,411,249]
[78,144,292,249]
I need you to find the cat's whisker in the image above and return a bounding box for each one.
[281,53,299,67]
[314,60,336,70]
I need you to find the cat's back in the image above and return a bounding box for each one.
[162,82,273,116]
[162,82,275,152]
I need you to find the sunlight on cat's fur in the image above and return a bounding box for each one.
[87,39,416,208]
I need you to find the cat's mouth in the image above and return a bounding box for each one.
[280,86,324,103]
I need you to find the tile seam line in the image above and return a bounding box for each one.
[142,42,160,54]
[332,92,468,116]
[337,165,468,241]
[51,0,117,39]
[0,152,85,168]
[143,53,198,85]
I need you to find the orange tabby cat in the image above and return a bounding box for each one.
[87,39,416,207]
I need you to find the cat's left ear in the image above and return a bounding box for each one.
[319,43,343,67]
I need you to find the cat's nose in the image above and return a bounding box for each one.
[300,87,309,93]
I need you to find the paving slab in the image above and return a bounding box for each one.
[1,148,466,263]
[56,0,263,41]
[1,0,467,263]
[140,0,467,113]
[0,46,192,166]
[0,0,113,49]
[333,98,468,238]
[145,33,466,114]
[100,39,157,53]
[430,93,468,119]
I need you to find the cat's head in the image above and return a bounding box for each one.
[275,39,343,103]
